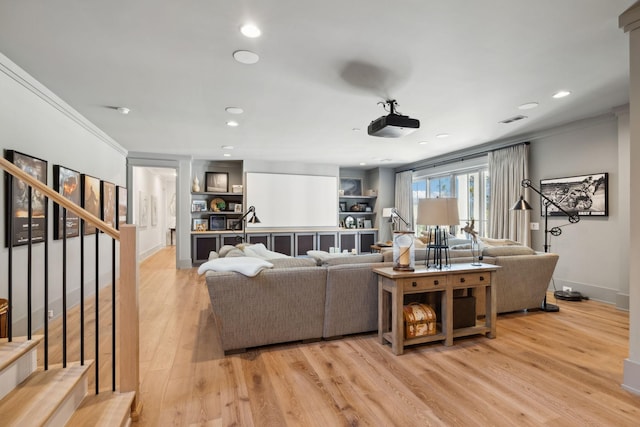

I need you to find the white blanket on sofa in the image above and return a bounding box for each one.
[197,257,274,277]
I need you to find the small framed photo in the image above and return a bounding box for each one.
[209,214,226,230]
[191,200,207,212]
[363,219,372,228]
[357,202,369,211]
[234,203,243,213]
[339,202,347,212]
[227,218,242,230]
[365,206,372,212]
[192,218,208,231]
[205,172,229,193]
[340,178,362,196]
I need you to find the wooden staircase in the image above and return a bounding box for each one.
[0,336,134,426]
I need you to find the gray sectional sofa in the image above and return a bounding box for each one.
[204,244,559,353]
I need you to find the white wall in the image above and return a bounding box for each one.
[0,53,127,333]
[529,113,625,307]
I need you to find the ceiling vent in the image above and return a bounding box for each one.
[500,115,528,124]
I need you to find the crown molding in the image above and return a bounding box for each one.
[0,52,127,156]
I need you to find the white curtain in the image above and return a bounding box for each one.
[394,170,414,231]
[488,144,531,245]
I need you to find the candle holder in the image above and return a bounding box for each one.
[392,231,415,271]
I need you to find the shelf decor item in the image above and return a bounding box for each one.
[205,172,229,192]
[192,218,207,231]
[210,197,226,212]
[191,200,206,212]
[392,230,415,271]
[192,176,200,192]
[403,303,437,338]
[339,177,362,196]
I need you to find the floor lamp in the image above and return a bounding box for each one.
[511,179,579,312]
[235,205,261,243]
[384,207,411,231]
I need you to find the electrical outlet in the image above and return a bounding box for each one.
[562,286,572,292]
[48,310,54,319]
[530,222,540,230]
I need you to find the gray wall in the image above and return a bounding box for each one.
[529,112,626,307]
[0,53,127,333]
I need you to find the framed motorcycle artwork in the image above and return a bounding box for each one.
[540,173,608,217]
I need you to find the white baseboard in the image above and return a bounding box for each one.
[623,358,640,396]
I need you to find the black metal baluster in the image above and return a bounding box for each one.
[112,238,116,391]
[80,219,85,365]
[7,173,13,342]
[62,208,67,368]
[44,196,50,370]
[95,229,99,394]
[27,186,32,340]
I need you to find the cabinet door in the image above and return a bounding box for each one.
[358,231,377,253]
[248,234,269,248]
[192,234,219,264]
[317,232,337,252]
[295,233,316,256]
[339,232,357,252]
[272,233,294,256]
[221,234,241,247]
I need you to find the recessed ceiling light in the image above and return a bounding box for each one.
[233,50,259,64]
[225,107,244,114]
[436,133,449,138]
[226,120,239,127]
[418,141,428,145]
[221,145,234,150]
[352,128,361,132]
[359,162,367,166]
[223,153,231,157]
[552,90,571,99]
[116,107,130,115]
[518,102,539,110]
[240,24,261,38]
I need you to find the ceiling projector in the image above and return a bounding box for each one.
[367,100,420,137]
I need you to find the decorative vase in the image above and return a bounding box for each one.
[471,239,481,266]
[192,176,200,192]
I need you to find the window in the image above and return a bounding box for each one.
[412,157,489,238]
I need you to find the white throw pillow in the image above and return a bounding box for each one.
[197,257,273,277]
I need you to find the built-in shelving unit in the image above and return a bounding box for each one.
[339,195,377,229]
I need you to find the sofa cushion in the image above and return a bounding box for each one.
[198,257,273,277]
[218,245,237,258]
[307,250,352,265]
[323,253,384,266]
[241,243,290,260]
[269,257,317,268]
[482,245,536,257]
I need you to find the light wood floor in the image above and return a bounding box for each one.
[40,246,640,426]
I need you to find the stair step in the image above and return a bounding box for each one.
[0,360,94,427]
[0,335,43,400]
[67,391,136,427]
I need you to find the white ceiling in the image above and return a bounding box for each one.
[0,1,634,168]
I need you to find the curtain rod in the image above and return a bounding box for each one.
[395,141,530,173]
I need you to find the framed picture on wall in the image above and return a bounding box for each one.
[151,195,158,226]
[205,172,229,192]
[82,174,101,234]
[540,172,608,217]
[117,186,127,229]
[339,178,362,196]
[53,164,81,240]
[5,150,48,246]
[101,180,116,229]
[138,191,149,228]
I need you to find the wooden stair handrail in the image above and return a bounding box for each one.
[0,157,119,240]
